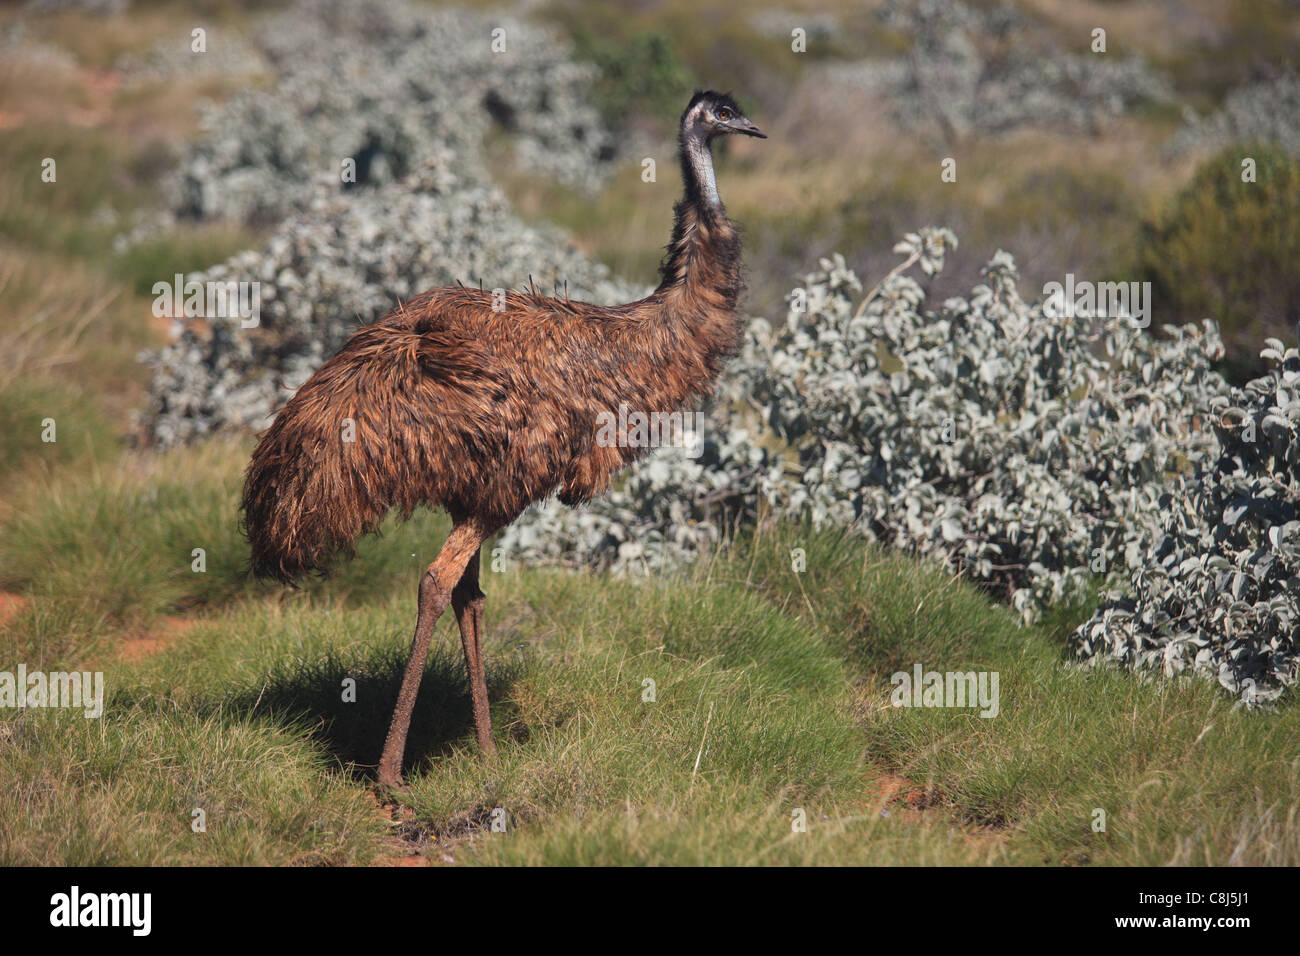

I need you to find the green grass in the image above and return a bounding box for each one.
[1,442,1295,866]
[0,377,117,485]
[114,224,262,298]
[0,437,451,664]
[0,439,257,659]
[0,702,384,865]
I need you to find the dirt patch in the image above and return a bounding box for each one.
[866,773,934,823]
[863,770,1009,853]
[67,67,122,127]
[361,790,499,866]
[117,616,194,662]
[366,792,435,867]
[0,63,122,129]
[0,593,30,629]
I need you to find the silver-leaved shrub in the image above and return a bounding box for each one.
[161,0,614,228]
[502,229,1298,702]
[510,230,1225,607]
[1072,341,1300,703]
[865,0,1171,140]
[138,0,635,446]
[746,232,1228,621]
[1167,68,1300,160]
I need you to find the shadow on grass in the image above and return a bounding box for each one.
[240,645,524,781]
[117,643,523,783]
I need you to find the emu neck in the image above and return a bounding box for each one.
[683,135,720,207]
[655,132,743,314]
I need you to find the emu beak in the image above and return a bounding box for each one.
[734,118,766,138]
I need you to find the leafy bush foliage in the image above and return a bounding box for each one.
[138,0,636,446]
[161,0,614,229]
[115,25,265,84]
[745,234,1229,618]
[1134,142,1300,381]
[505,230,1228,620]
[1074,343,1300,702]
[857,0,1171,141]
[1168,68,1300,160]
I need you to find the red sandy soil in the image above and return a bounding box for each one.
[867,773,933,822]
[0,67,121,130]
[68,67,122,127]
[0,593,29,629]
[865,771,1009,852]
[116,615,195,661]
[367,792,433,867]
[0,584,195,663]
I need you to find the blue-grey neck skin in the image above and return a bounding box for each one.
[684,134,720,208]
[680,101,722,211]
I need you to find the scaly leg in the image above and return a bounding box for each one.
[377,520,487,788]
[452,549,495,755]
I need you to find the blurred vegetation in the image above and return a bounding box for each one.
[0,378,117,486]
[1134,142,1300,382]
[116,224,262,297]
[569,29,696,128]
[1155,0,1300,109]
[539,0,879,131]
[0,124,131,261]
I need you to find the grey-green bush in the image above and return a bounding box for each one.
[1073,341,1300,703]
[505,230,1228,624]
[137,0,635,446]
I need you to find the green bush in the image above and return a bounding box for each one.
[1135,142,1300,381]
[569,30,696,127]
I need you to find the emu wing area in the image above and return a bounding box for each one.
[361,286,643,523]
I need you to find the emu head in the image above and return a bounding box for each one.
[680,90,766,142]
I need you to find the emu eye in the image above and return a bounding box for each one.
[717,108,733,121]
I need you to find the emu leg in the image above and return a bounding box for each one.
[377,521,486,788]
[452,550,495,755]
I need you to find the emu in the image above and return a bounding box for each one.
[242,91,765,787]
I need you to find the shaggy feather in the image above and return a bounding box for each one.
[242,91,756,582]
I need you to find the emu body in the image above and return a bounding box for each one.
[242,91,764,786]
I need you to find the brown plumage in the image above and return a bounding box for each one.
[242,90,765,786]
